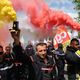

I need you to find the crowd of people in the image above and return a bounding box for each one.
[0,29,80,80]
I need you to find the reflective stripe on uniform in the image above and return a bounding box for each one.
[0,64,14,71]
[75,50,80,57]
[41,67,53,71]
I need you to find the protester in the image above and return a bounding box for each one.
[4,45,16,80]
[0,45,16,80]
[25,41,35,56]
[47,40,55,56]
[54,43,65,80]
[65,38,80,80]
[10,29,36,80]
[32,42,58,80]
[4,45,15,61]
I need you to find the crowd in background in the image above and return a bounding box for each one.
[0,29,80,80]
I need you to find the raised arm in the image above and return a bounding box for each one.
[10,29,36,80]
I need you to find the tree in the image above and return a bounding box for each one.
[72,0,80,22]
[72,0,80,37]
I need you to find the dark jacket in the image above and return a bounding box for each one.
[54,49,65,65]
[32,55,58,80]
[65,46,80,64]
[0,55,15,80]
[65,46,80,73]
[13,44,36,80]
[54,49,65,80]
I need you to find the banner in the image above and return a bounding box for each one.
[54,25,70,48]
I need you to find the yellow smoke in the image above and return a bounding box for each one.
[0,0,16,27]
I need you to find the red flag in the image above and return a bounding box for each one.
[54,25,70,48]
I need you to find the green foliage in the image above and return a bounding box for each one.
[72,0,80,10]
[72,0,80,22]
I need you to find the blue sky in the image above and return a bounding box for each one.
[45,0,78,18]
[17,0,78,22]
[45,0,75,12]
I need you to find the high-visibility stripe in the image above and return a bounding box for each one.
[41,67,53,71]
[0,64,13,71]
[75,50,80,57]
